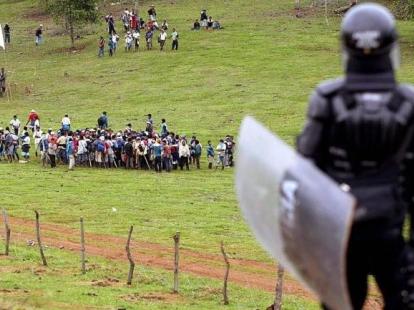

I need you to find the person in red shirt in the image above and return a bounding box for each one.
[26,110,39,132]
[130,12,138,31]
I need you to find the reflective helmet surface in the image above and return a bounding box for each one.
[341,3,397,56]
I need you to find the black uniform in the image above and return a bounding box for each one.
[297,4,414,309]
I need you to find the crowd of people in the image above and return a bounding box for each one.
[99,5,180,56]
[192,9,222,31]
[0,111,235,172]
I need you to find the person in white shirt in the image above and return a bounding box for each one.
[178,139,190,170]
[132,30,140,51]
[112,33,119,53]
[171,28,179,50]
[77,135,88,166]
[21,132,31,160]
[9,115,20,135]
[33,125,42,157]
[158,29,167,51]
[61,114,71,133]
[125,32,133,51]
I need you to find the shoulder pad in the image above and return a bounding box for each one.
[398,84,414,103]
[315,78,345,97]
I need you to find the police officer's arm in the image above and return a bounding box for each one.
[297,90,330,169]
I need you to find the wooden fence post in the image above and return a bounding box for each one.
[173,232,180,293]
[126,225,135,285]
[2,209,11,256]
[274,264,285,310]
[80,217,86,274]
[220,241,230,305]
[34,211,47,266]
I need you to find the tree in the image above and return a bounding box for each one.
[45,0,98,48]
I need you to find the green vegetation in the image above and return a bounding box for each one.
[0,0,413,308]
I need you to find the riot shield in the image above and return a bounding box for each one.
[235,117,355,310]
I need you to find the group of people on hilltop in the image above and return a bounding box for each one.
[192,9,222,31]
[100,5,179,56]
[0,111,235,172]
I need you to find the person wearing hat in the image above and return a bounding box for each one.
[26,110,39,133]
[35,24,43,46]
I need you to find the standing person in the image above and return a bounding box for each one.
[3,24,10,44]
[48,132,57,168]
[98,36,105,57]
[194,140,202,169]
[162,140,171,172]
[171,28,179,51]
[112,32,119,53]
[33,125,42,157]
[145,29,153,50]
[179,139,190,170]
[297,4,414,309]
[57,132,68,164]
[39,132,49,167]
[61,114,71,133]
[206,140,215,169]
[35,24,43,46]
[158,29,167,51]
[26,110,39,133]
[153,138,162,172]
[124,137,134,169]
[66,132,75,170]
[160,118,168,137]
[161,20,169,30]
[200,9,208,28]
[77,135,88,166]
[148,5,157,21]
[21,132,30,160]
[97,111,108,129]
[9,115,20,135]
[0,68,6,97]
[133,29,140,51]
[107,13,116,35]
[216,139,226,170]
[130,11,138,31]
[108,35,114,56]
[125,31,133,52]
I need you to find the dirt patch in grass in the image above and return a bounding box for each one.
[23,8,50,23]
[122,292,182,303]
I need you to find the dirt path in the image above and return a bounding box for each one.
[4,216,382,309]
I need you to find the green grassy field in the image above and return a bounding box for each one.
[0,0,412,308]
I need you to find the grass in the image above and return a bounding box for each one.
[0,0,413,308]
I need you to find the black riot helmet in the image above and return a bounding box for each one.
[341,3,399,74]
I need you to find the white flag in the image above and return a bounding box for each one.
[0,24,5,50]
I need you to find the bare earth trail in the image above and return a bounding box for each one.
[4,217,382,309]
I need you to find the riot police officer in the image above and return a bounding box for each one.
[297,3,414,309]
